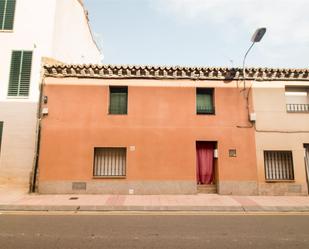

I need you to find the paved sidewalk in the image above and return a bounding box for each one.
[1,187,309,212]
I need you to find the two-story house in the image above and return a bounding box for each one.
[0,0,102,191]
[37,65,309,195]
[252,72,309,195]
[36,65,251,195]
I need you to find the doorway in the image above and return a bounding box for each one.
[305,144,309,194]
[196,141,216,186]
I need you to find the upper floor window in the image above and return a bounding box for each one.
[196,88,215,114]
[8,50,33,97]
[0,0,16,31]
[285,87,309,113]
[109,86,128,115]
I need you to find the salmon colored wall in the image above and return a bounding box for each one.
[38,79,257,183]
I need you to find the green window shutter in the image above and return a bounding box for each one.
[3,0,16,30]
[19,51,33,96]
[0,121,3,153]
[8,51,33,97]
[196,88,214,114]
[109,87,128,114]
[0,0,16,30]
[0,0,5,29]
[8,51,22,96]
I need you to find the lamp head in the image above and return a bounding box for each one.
[251,27,266,43]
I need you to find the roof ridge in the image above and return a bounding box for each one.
[43,64,309,81]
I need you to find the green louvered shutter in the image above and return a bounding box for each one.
[196,88,214,114]
[8,51,33,97]
[8,51,21,96]
[0,1,5,29]
[19,51,33,96]
[0,122,3,153]
[0,0,16,30]
[109,87,128,114]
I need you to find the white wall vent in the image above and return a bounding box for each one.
[214,149,218,158]
[249,113,256,122]
[42,107,49,115]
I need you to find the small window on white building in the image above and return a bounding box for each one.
[285,87,309,113]
[0,0,16,31]
[93,148,126,177]
[8,51,33,97]
[264,151,294,181]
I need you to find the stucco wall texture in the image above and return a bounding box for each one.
[38,78,258,194]
[253,85,309,195]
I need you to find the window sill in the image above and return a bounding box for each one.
[0,30,14,33]
[93,176,126,179]
[7,96,29,99]
[265,180,295,183]
[197,113,216,115]
[286,111,309,114]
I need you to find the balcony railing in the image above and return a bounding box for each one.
[286,104,309,113]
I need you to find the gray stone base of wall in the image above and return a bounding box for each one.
[258,182,308,196]
[39,180,197,195]
[218,181,258,195]
[39,180,308,196]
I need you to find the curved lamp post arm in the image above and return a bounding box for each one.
[242,42,255,90]
[242,28,266,91]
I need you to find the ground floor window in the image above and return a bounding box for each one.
[264,150,294,180]
[93,147,126,177]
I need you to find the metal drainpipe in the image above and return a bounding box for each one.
[29,69,45,193]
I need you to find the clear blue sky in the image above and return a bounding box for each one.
[84,0,309,68]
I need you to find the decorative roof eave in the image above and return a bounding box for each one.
[44,64,309,81]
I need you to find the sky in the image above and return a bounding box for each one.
[84,0,309,68]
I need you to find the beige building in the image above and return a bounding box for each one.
[252,73,309,195]
[0,0,102,191]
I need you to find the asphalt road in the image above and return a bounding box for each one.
[0,212,309,249]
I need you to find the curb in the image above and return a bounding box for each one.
[1,205,309,212]
[0,205,243,212]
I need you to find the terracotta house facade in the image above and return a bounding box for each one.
[36,65,309,195]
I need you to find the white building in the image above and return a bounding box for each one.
[0,0,102,190]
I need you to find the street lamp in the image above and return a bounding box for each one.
[242,27,266,89]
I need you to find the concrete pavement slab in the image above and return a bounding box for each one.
[0,189,309,212]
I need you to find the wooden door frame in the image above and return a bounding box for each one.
[196,141,217,185]
[304,144,309,194]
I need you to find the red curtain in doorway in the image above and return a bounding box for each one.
[196,142,214,184]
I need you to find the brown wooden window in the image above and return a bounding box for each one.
[93,148,126,177]
[264,151,294,181]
